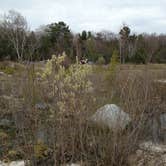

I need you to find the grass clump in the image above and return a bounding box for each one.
[7,149,24,161]
[0,66,15,75]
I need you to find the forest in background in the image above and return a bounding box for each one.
[0,10,166,64]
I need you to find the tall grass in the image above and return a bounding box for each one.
[0,60,165,165]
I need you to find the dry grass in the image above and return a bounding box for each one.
[0,62,166,165]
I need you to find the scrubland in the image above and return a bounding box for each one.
[0,60,166,166]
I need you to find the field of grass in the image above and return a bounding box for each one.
[0,61,166,165]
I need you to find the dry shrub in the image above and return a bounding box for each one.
[114,67,166,142]
[0,59,165,166]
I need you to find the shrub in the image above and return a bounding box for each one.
[42,54,93,114]
[106,49,120,83]
[0,66,15,75]
[109,49,119,73]
[42,53,70,78]
[130,49,147,64]
[7,149,24,161]
[38,54,95,164]
[34,142,50,159]
[0,131,8,141]
[96,56,105,65]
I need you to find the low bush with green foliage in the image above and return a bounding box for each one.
[127,49,147,64]
[96,56,105,65]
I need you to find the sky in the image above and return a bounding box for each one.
[0,0,166,34]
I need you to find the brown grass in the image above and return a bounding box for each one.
[0,62,165,165]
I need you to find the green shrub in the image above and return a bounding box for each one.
[96,56,105,65]
[42,54,93,114]
[34,141,52,164]
[7,149,24,161]
[0,62,25,75]
[0,131,8,141]
[109,50,119,73]
[0,66,15,75]
[34,142,48,159]
[106,49,120,82]
[130,49,147,64]
[3,67,15,74]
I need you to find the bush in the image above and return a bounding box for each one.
[0,131,8,141]
[109,50,119,73]
[96,56,105,65]
[42,54,93,114]
[130,49,147,64]
[7,149,24,161]
[34,142,51,159]
[0,66,15,75]
[37,54,95,164]
[106,49,120,83]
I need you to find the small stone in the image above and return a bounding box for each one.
[35,102,48,110]
[0,119,12,128]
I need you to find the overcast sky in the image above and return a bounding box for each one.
[0,0,166,33]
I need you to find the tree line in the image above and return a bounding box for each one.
[0,10,166,64]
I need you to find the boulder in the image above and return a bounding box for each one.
[90,104,131,130]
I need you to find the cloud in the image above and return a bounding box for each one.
[0,0,166,33]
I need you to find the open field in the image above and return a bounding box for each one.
[1,2,166,166]
[0,61,166,166]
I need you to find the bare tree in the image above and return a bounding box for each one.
[119,25,131,63]
[73,34,82,61]
[2,10,28,61]
[26,31,40,61]
[144,33,159,63]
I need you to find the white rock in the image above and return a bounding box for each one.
[0,161,25,166]
[154,79,166,84]
[35,102,48,110]
[0,119,11,127]
[139,141,166,154]
[90,104,131,130]
[0,72,5,75]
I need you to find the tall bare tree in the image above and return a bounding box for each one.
[26,31,40,61]
[2,10,28,61]
[119,25,131,63]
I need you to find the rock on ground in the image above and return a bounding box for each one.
[129,142,166,166]
[90,104,131,130]
[0,161,25,166]
[0,119,12,128]
[154,79,166,84]
[35,102,48,110]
